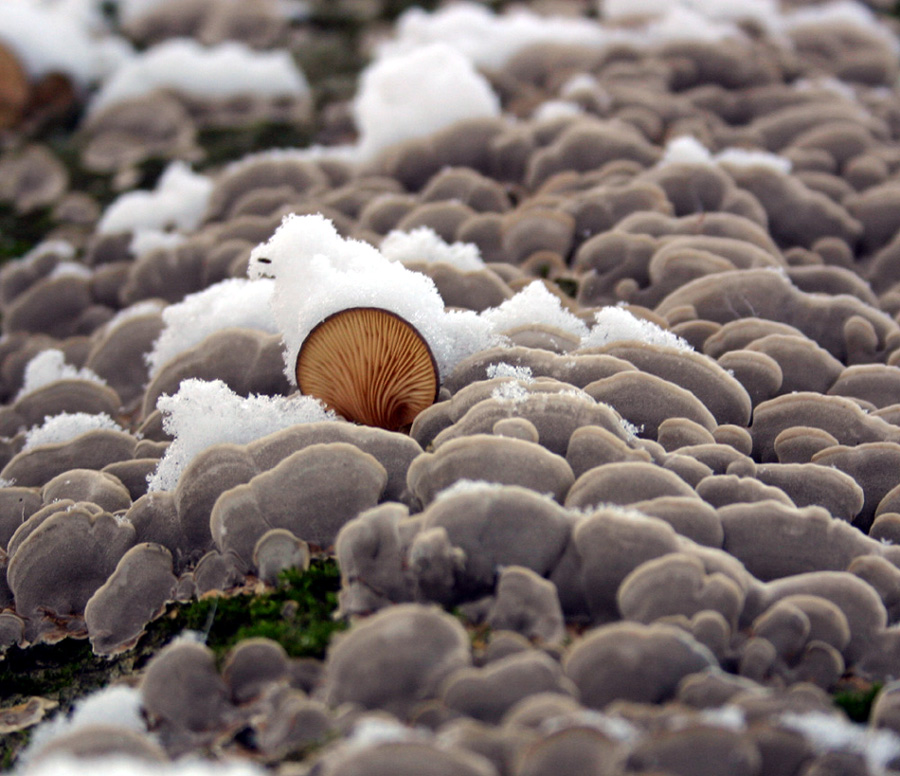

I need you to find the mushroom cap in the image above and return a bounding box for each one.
[296,307,439,431]
[0,43,29,130]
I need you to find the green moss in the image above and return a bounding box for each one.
[0,206,57,263]
[148,557,346,661]
[833,681,882,723]
[553,277,579,298]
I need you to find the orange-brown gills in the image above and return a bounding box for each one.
[296,307,439,432]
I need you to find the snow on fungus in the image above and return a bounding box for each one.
[353,42,500,159]
[296,307,439,432]
[89,37,308,116]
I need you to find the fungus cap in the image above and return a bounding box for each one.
[296,307,439,432]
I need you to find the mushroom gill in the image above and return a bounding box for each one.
[296,307,439,432]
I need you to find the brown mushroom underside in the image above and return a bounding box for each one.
[296,307,439,432]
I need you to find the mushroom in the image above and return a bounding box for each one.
[0,42,29,129]
[296,307,439,432]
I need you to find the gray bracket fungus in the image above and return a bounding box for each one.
[0,428,137,488]
[655,268,899,363]
[431,387,630,458]
[407,434,575,506]
[319,740,498,776]
[210,442,388,564]
[140,328,290,418]
[418,484,572,598]
[83,311,165,409]
[745,333,845,396]
[27,725,167,766]
[440,345,636,396]
[252,527,310,586]
[616,552,746,631]
[221,637,290,705]
[565,461,698,512]
[40,468,132,513]
[719,499,895,583]
[0,377,122,438]
[565,425,653,479]
[440,650,575,725]
[562,621,717,709]
[84,542,177,656]
[829,363,900,409]
[695,474,794,510]
[2,273,97,339]
[771,426,840,465]
[0,486,42,549]
[484,566,565,644]
[322,603,472,719]
[585,371,717,439]
[811,442,900,532]
[743,571,888,664]
[626,725,762,776]
[754,462,864,522]
[403,262,513,312]
[630,495,724,548]
[174,421,422,554]
[141,639,236,736]
[589,340,753,428]
[749,392,900,463]
[6,502,135,639]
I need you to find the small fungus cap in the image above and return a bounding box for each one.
[296,307,439,432]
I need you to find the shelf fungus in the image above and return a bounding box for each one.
[296,307,440,432]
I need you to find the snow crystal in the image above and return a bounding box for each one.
[353,42,500,159]
[602,0,779,33]
[22,757,265,776]
[16,350,106,401]
[89,37,309,115]
[248,213,497,382]
[22,413,125,451]
[147,379,336,492]
[97,161,213,237]
[779,711,900,773]
[0,0,131,85]
[532,100,584,122]
[480,281,590,341]
[486,363,534,382]
[490,380,531,404]
[382,2,611,70]
[129,229,187,258]
[380,227,485,271]
[146,278,277,377]
[660,135,791,174]
[582,305,692,352]
[22,686,145,767]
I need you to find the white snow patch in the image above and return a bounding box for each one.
[97,161,213,236]
[129,229,187,258]
[89,37,309,115]
[146,278,277,377]
[481,281,590,341]
[660,135,791,174]
[779,711,900,773]
[22,686,145,766]
[486,363,534,382]
[248,213,497,383]
[380,227,485,272]
[16,350,106,401]
[0,0,131,85]
[532,100,585,122]
[354,42,500,160]
[22,413,125,451]
[147,379,335,492]
[582,305,692,351]
[22,757,265,776]
[490,380,531,404]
